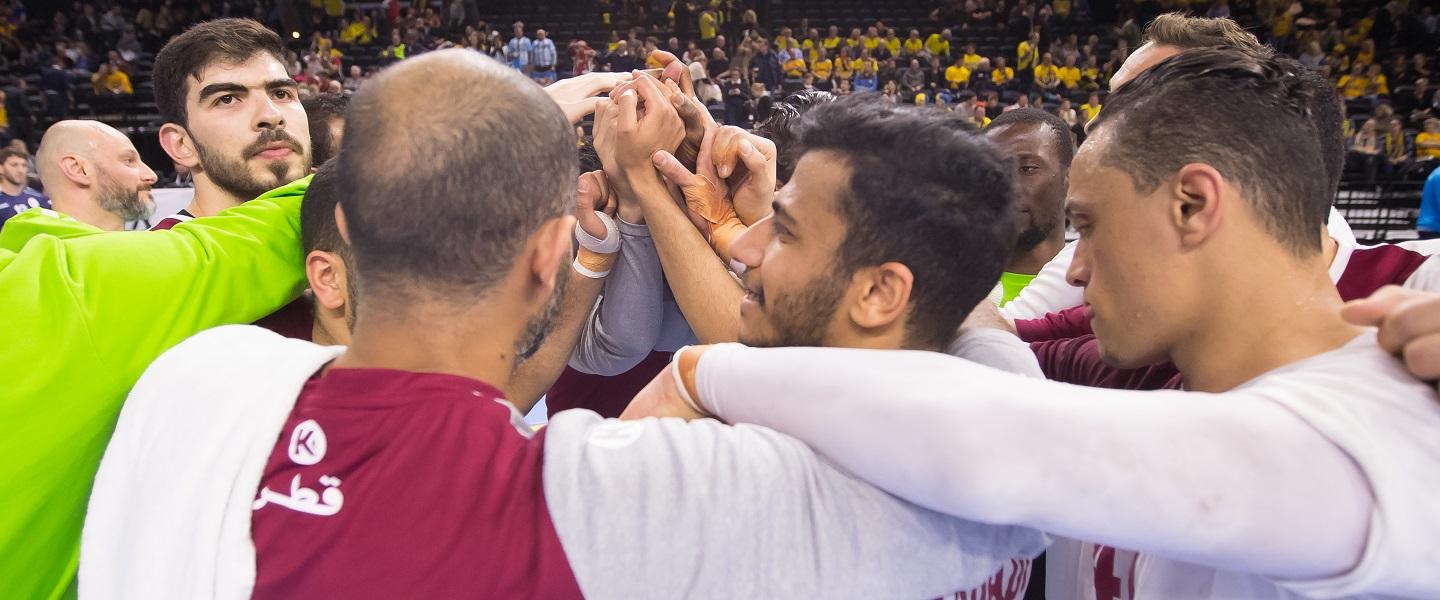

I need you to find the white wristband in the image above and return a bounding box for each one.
[670,346,709,416]
[572,257,611,279]
[576,210,621,254]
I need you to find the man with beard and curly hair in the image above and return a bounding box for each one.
[149,18,311,229]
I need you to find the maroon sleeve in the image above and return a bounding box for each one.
[1014,305,1095,342]
[1030,334,1183,391]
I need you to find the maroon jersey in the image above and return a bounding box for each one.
[251,368,583,599]
[545,350,671,418]
[1022,241,1438,390]
[147,209,195,231]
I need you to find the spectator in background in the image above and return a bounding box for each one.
[603,40,637,72]
[1055,97,1078,128]
[0,146,47,228]
[530,29,558,84]
[1017,31,1039,90]
[961,42,982,71]
[570,40,596,77]
[1034,52,1061,96]
[926,28,952,60]
[945,55,971,91]
[1415,118,1440,161]
[1337,63,1370,100]
[1057,54,1081,91]
[1080,92,1103,122]
[343,65,366,93]
[1350,119,1385,185]
[505,21,531,72]
[880,79,900,104]
[1299,41,1325,69]
[782,47,807,81]
[1384,119,1411,171]
[753,40,782,90]
[91,61,132,96]
[853,59,878,92]
[991,56,1015,89]
[903,29,923,57]
[708,47,730,80]
[720,66,748,125]
[899,58,926,95]
[698,7,717,47]
[1006,93,1031,112]
[692,62,722,105]
[4,79,34,148]
[1365,63,1390,100]
[810,48,833,89]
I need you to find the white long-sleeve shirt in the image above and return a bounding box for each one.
[690,334,1440,599]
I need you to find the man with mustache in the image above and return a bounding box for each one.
[149,18,311,230]
[35,120,158,231]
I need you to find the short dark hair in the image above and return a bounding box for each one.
[301,158,346,255]
[791,94,1017,349]
[338,50,576,302]
[154,19,289,128]
[0,148,27,164]
[303,93,350,166]
[987,108,1076,167]
[753,89,835,183]
[1090,48,1327,256]
[1141,12,1267,53]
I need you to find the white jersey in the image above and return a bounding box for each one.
[694,331,1440,600]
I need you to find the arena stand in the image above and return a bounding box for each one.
[1,0,1436,239]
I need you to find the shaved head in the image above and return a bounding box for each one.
[36,120,158,230]
[36,120,129,185]
[338,49,576,304]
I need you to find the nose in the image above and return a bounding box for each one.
[1065,240,1090,289]
[729,214,773,273]
[140,160,158,186]
[255,94,286,131]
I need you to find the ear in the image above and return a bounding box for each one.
[158,123,201,169]
[58,155,92,186]
[1169,163,1225,250]
[847,262,914,331]
[529,215,577,295]
[334,203,352,245]
[305,250,348,310]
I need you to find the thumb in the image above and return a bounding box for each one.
[653,150,699,187]
[1341,285,1414,327]
[736,139,769,177]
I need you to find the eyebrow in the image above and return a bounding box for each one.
[197,78,298,101]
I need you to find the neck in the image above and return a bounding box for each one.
[184,174,247,218]
[331,301,524,392]
[1005,231,1066,275]
[52,191,124,231]
[1170,250,1359,393]
[0,179,22,196]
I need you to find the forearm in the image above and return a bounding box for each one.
[692,344,1371,579]
[620,172,743,344]
[508,269,606,413]
[568,220,666,374]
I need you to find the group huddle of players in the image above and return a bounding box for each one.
[2,11,1439,600]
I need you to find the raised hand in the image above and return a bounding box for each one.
[652,128,748,263]
[708,126,778,226]
[592,74,686,177]
[575,170,617,239]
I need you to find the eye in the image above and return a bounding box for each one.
[772,221,793,241]
[215,94,237,106]
[274,89,293,100]
[1019,165,1040,175]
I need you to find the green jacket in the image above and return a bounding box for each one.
[0,177,309,599]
